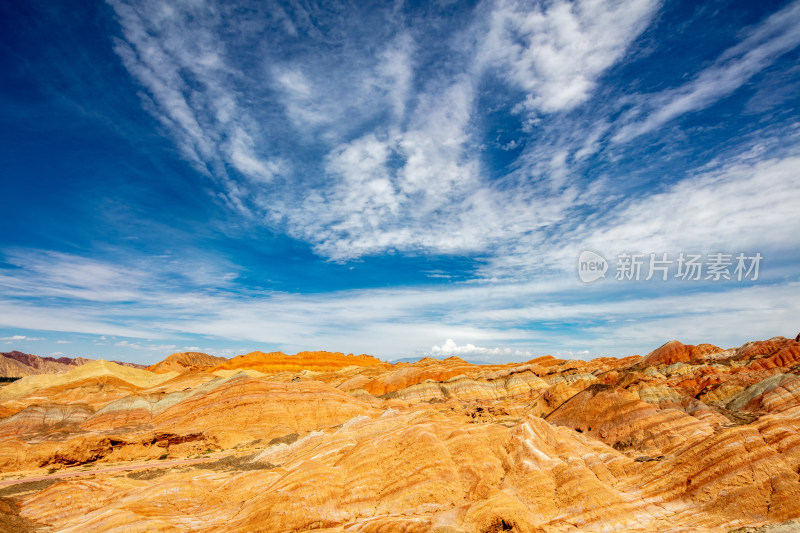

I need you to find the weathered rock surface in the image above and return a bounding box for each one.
[1,336,799,532]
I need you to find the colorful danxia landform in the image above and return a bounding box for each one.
[1,337,800,532]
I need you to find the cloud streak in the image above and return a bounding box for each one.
[613,0,800,142]
[0,247,797,360]
[0,335,45,341]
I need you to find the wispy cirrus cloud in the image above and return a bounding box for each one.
[0,249,146,302]
[6,0,794,362]
[105,0,666,262]
[613,0,800,143]
[106,0,285,214]
[275,0,664,260]
[115,340,177,352]
[481,149,800,279]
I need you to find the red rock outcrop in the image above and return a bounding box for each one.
[641,340,723,365]
[147,351,228,374]
[744,337,800,371]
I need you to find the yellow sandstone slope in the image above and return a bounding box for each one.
[0,360,178,399]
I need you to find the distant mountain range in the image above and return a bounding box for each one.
[389,356,493,365]
[0,350,502,378]
[0,350,145,377]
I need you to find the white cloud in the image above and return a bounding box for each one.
[286,77,504,260]
[0,335,44,341]
[104,0,799,270]
[227,127,283,182]
[107,0,283,211]
[429,338,533,359]
[613,0,800,142]
[578,154,800,255]
[115,340,177,352]
[555,350,590,358]
[84,0,800,363]
[3,246,797,361]
[273,67,333,130]
[106,0,605,262]
[480,151,800,279]
[479,0,660,113]
[376,33,415,120]
[0,249,147,302]
[272,0,661,261]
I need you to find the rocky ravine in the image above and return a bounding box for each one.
[1,336,800,532]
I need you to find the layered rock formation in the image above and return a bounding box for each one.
[1,336,799,532]
[640,340,723,365]
[0,350,145,378]
[147,351,228,374]
[211,350,384,373]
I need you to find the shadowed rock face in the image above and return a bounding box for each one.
[1,336,800,532]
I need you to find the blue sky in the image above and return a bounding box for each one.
[0,0,798,364]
